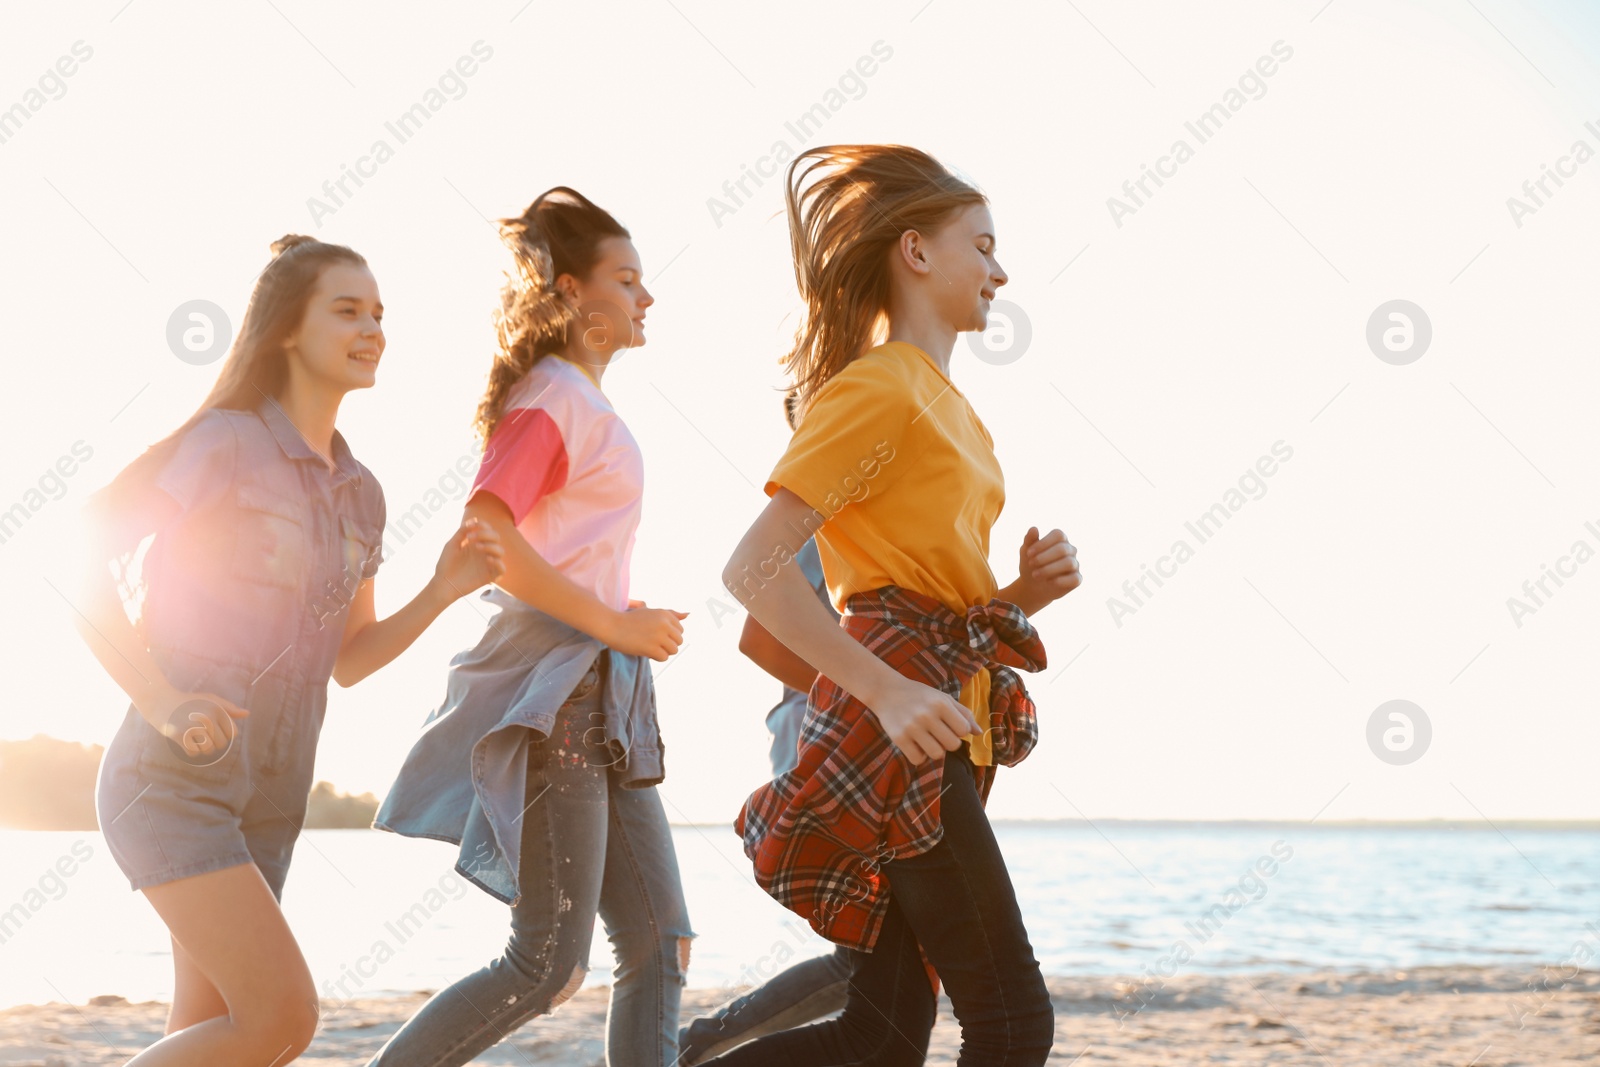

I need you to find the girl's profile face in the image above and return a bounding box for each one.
[283,262,386,391]
[561,236,654,355]
[925,201,1007,334]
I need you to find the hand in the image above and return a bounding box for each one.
[433,517,506,599]
[605,605,689,662]
[1016,526,1080,608]
[865,674,982,765]
[140,686,250,758]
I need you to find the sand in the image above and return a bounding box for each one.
[1,966,1595,1065]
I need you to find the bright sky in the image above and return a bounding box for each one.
[2,0,1596,824]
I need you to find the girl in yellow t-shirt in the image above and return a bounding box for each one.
[717,145,1082,1066]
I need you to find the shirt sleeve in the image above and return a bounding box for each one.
[152,409,238,517]
[765,359,918,520]
[469,406,569,525]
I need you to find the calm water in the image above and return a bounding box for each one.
[0,823,1594,1008]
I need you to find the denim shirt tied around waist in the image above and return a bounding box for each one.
[137,396,386,774]
[373,586,666,905]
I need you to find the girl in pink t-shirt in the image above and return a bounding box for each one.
[367,188,693,1067]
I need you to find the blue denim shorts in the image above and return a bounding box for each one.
[96,692,320,900]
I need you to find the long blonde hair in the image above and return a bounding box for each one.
[473,187,629,445]
[780,145,986,422]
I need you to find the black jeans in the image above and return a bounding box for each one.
[704,745,1055,1066]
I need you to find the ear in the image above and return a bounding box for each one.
[555,272,581,305]
[896,229,931,276]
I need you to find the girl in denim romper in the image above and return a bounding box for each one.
[79,235,504,1066]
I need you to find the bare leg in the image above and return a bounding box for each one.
[166,935,229,1035]
[125,862,319,1066]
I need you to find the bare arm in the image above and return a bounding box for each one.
[331,517,504,687]
[459,490,686,660]
[996,577,1047,617]
[739,613,820,693]
[71,493,247,755]
[722,488,978,763]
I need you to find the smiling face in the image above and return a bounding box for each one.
[282,262,385,391]
[557,236,654,358]
[921,201,1007,333]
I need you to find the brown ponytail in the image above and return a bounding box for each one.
[473,187,629,445]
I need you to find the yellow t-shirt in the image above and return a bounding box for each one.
[764,341,1006,764]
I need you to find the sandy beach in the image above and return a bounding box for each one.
[2,965,1594,1065]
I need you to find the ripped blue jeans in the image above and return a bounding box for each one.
[367,653,694,1066]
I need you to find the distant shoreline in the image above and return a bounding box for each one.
[4,736,1595,832]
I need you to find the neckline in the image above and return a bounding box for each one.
[889,341,964,398]
[252,395,362,487]
[549,353,605,391]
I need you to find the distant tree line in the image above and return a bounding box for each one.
[0,735,379,829]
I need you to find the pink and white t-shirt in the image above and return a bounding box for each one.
[469,355,644,611]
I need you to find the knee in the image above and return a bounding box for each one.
[993,1001,1055,1064]
[1016,1002,1056,1056]
[548,960,588,1010]
[677,934,693,977]
[236,988,320,1060]
[964,993,1054,1062]
[609,926,693,986]
[500,934,591,1013]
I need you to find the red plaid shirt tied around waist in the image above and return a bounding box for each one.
[734,584,1048,953]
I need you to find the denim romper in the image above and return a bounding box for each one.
[95,396,387,899]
